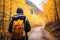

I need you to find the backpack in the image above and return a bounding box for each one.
[12,16,26,39]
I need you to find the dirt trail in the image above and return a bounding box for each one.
[28,26,57,40]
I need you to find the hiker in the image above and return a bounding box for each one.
[8,7,31,40]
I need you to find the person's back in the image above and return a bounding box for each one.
[8,8,31,40]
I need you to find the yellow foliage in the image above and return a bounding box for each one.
[0,0,60,32]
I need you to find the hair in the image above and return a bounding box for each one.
[16,7,23,14]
